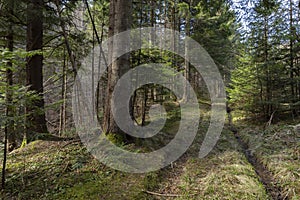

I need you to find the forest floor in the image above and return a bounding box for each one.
[0,104,299,200]
[234,120,300,200]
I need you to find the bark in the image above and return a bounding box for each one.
[6,0,16,152]
[103,0,132,135]
[141,88,148,126]
[289,0,296,115]
[2,0,15,189]
[183,7,191,103]
[150,0,155,43]
[132,3,143,123]
[26,0,48,141]
[264,16,271,117]
[84,0,108,123]
[55,0,77,75]
[59,47,67,136]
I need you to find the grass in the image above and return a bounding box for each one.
[1,140,151,200]
[154,128,269,200]
[237,121,300,199]
[0,102,285,199]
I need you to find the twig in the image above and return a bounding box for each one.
[62,161,70,173]
[198,100,212,107]
[62,139,81,148]
[46,119,56,127]
[266,110,276,127]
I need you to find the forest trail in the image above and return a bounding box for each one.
[1,101,299,200]
[233,130,285,200]
[2,0,300,199]
[140,118,271,199]
[1,121,299,199]
[146,125,292,200]
[144,155,192,199]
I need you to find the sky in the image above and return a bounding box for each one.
[230,0,299,33]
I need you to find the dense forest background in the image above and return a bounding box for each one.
[0,0,299,199]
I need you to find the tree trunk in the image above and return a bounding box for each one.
[183,7,191,102]
[103,0,132,135]
[6,0,16,152]
[59,47,67,136]
[26,0,48,141]
[289,0,296,115]
[141,88,148,126]
[263,16,271,118]
[2,0,15,189]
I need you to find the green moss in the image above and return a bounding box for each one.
[143,172,161,191]
[20,137,27,148]
[3,107,294,200]
[106,133,126,147]
[52,172,146,200]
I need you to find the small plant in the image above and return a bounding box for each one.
[106,133,126,147]
[143,172,161,191]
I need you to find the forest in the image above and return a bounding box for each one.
[0,0,299,199]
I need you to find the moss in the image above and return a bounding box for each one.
[143,172,161,191]
[3,106,293,200]
[20,137,27,148]
[106,133,126,147]
[52,172,146,200]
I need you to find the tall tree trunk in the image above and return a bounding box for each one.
[289,0,296,115]
[55,0,77,75]
[84,0,107,121]
[264,16,271,117]
[141,88,148,126]
[132,1,144,123]
[103,0,132,135]
[6,0,16,152]
[150,0,155,38]
[26,0,48,141]
[59,47,67,136]
[2,0,15,189]
[183,4,191,103]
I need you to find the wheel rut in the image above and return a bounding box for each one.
[233,130,286,200]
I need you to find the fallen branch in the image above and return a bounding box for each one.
[266,110,276,127]
[62,139,81,148]
[62,161,70,173]
[198,100,212,107]
[143,190,197,197]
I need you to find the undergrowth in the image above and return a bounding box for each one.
[0,102,289,199]
[155,128,269,200]
[238,121,300,199]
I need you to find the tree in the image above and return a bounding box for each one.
[178,0,192,102]
[1,0,14,184]
[3,0,16,152]
[103,0,132,136]
[229,0,300,119]
[26,0,48,141]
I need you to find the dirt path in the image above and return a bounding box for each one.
[233,130,286,200]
